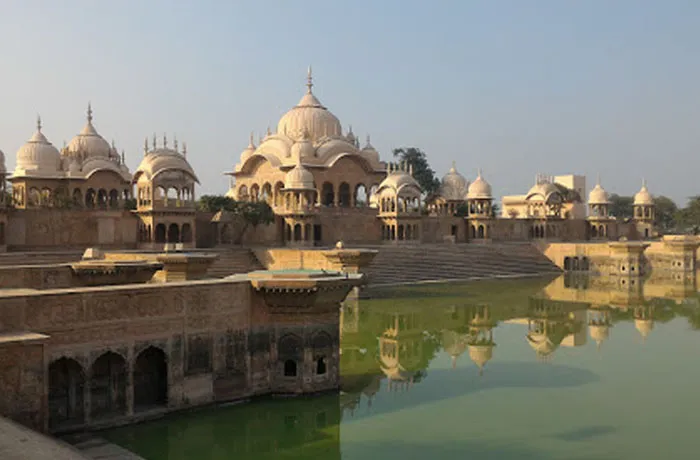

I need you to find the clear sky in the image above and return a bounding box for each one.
[1,0,698,204]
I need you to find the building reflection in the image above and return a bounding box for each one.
[338,273,700,408]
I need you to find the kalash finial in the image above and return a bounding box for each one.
[163,133,168,149]
[182,142,187,157]
[36,114,42,132]
[87,102,93,123]
[144,137,149,154]
[306,65,313,94]
[173,135,179,152]
[152,133,157,150]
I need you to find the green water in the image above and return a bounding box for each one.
[104,275,700,459]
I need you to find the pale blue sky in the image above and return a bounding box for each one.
[1,0,699,204]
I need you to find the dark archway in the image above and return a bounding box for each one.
[85,188,96,208]
[97,189,108,209]
[338,182,351,207]
[48,358,85,429]
[564,257,571,271]
[284,360,297,377]
[279,334,303,377]
[321,182,334,206]
[181,223,192,243]
[90,352,127,419]
[293,223,302,241]
[109,189,120,209]
[133,346,168,411]
[478,225,485,239]
[167,223,180,243]
[155,224,166,243]
[316,357,327,375]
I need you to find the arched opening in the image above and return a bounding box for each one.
[284,360,297,377]
[48,358,85,429]
[109,189,119,209]
[470,225,476,239]
[316,357,327,375]
[167,223,180,243]
[250,184,260,202]
[40,188,52,206]
[338,182,351,207]
[644,228,650,238]
[478,225,485,239]
[90,352,126,419]
[398,224,405,240]
[355,184,367,207]
[85,188,96,208]
[279,334,303,377]
[274,182,284,207]
[181,223,192,243]
[304,223,311,241]
[293,223,302,241]
[261,183,272,203]
[237,185,248,201]
[564,257,571,271]
[133,346,168,411]
[285,224,292,242]
[321,182,334,206]
[72,188,83,207]
[155,224,166,243]
[97,189,108,209]
[591,225,598,238]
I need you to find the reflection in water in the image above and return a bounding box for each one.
[104,274,700,460]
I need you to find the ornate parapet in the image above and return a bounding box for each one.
[320,248,378,275]
[230,269,362,314]
[70,260,163,286]
[152,252,219,282]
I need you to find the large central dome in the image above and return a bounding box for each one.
[277,68,342,143]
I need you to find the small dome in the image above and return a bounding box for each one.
[64,104,113,160]
[134,144,198,183]
[377,166,422,196]
[634,181,653,206]
[467,170,492,199]
[442,330,468,358]
[468,344,494,370]
[635,319,654,339]
[361,135,380,163]
[14,117,61,174]
[527,181,559,201]
[440,162,469,200]
[290,131,315,160]
[588,180,610,205]
[589,324,610,345]
[276,68,342,143]
[284,160,315,190]
[240,133,256,163]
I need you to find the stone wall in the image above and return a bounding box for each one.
[0,277,341,433]
[0,265,74,290]
[7,209,138,250]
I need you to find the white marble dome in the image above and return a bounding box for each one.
[64,104,113,160]
[440,163,469,200]
[134,146,198,183]
[276,69,342,143]
[360,135,380,164]
[377,168,422,196]
[588,182,610,205]
[14,118,61,174]
[290,132,315,160]
[284,161,315,190]
[467,171,492,199]
[634,182,653,206]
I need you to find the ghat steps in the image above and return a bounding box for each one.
[206,247,265,278]
[359,242,561,286]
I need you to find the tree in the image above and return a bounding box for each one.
[608,194,634,219]
[653,196,678,231]
[675,196,700,233]
[197,195,275,244]
[392,147,440,196]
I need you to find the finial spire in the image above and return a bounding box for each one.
[249,131,255,148]
[182,142,187,156]
[596,173,601,186]
[163,133,168,149]
[152,133,157,150]
[144,137,149,154]
[642,177,647,188]
[366,134,371,146]
[121,150,125,164]
[87,102,93,123]
[174,135,178,152]
[306,65,313,93]
[36,114,42,132]
[477,168,483,178]
[266,125,271,136]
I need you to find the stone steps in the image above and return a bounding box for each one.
[360,243,559,285]
[206,248,265,278]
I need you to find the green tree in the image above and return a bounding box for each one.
[676,196,700,233]
[608,194,634,219]
[197,195,275,243]
[653,196,678,231]
[197,195,237,212]
[392,147,440,196]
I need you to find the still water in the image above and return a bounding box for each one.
[104,275,700,459]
